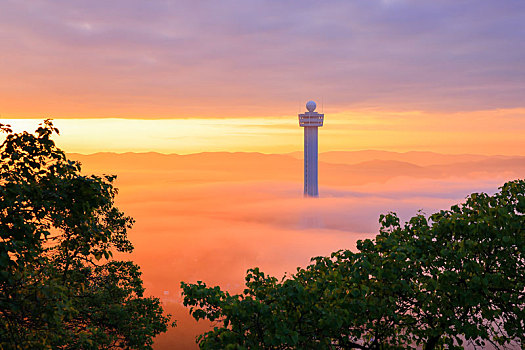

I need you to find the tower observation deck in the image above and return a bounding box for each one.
[299,101,324,197]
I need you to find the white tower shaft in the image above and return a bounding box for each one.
[299,101,324,197]
[304,126,319,196]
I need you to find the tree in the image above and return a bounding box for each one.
[0,120,174,349]
[182,180,525,349]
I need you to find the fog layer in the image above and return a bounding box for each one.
[71,151,524,349]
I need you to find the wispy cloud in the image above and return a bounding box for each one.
[1,0,524,118]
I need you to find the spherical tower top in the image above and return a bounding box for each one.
[306,100,316,112]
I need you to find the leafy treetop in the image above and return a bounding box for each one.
[182,180,525,349]
[0,120,174,349]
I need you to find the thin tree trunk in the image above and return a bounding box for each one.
[424,335,441,350]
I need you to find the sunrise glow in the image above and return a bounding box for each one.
[2,0,524,348]
[5,106,525,155]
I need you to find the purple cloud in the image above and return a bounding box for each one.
[0,0,524,115]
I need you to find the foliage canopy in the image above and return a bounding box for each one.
[182,180,525,349]
[0,121,174,349]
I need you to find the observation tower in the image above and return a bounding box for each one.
[299,100,324,197]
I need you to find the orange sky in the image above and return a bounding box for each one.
[1,1,524,157]
[4,107,525,155]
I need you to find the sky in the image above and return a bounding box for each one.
[1,0,525,155]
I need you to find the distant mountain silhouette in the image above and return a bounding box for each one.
[288,150,518,166]
[70,151,524,187]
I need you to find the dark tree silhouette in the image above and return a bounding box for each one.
[183,180,525,349]
[0,120,174,349]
